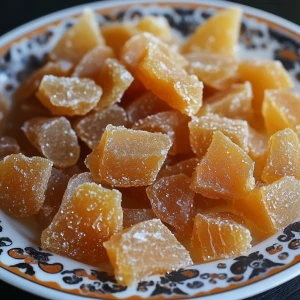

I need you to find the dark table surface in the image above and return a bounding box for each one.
[0,0,299,299]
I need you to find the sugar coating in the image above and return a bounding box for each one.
[103,219,193,286]
[0,153,53,218]
[22,117,80,168]
[74,105,128,149]
[36,75,102,116]
[41,182,123,264]
[123,208,156,228]
[0,136,20,160]
[190,131,255,200]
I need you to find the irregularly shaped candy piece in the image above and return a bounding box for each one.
[72,45,115,80]
[36,75,102,116]
[190,131,255,200]
[189,114,249,158]
[262,90,300,135]
[41,182,122,264]
[183,8,242,56]
[74,105,128,149]
[86,125,172,186]
[262,129,300,183]
[238,60,293,112]
[146,174,195,235]
[233,176,300,235]
[123,208,156,228]
[103,219,193,286]
[0,154,53,218]
[190,212,252,263]
[49,9,105,64]
[23,117,80,168]
[95,58,133,111]
[133,111,191,155]
[0,136,20,160]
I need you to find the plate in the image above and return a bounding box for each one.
[0,1,300,299]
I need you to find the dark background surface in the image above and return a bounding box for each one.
[0,0,299,299]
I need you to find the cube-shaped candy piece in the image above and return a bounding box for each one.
[86,125,172,186]
[36,75,102,116]
[41,182,122,264]
[146,174,195,235]
[0,136,20,160]
[74,105,128,149]
[103,219,193,286]
[23,117,80,168]
[190,212,252,263]
[238,60,293,113]
[233,176,300,235]
[262,129,300,183]
[189,114,249,158]
[49,9,105,64]
[133,111,191,155]
[183,8,242,56]
[262,90,300,135]
[0,154,53,218]
[190,131,255,200]
[123,208,156,228]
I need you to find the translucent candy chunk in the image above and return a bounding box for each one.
[103,219,193,286]
[190,131,255,200]
[123,208,156,228]
[41,182,123,264]
[49,9,105,64]
[36,75,102,116]
[146,174,195,235]
[95,58,134,110]
[189,114,249,158]
[183,8,242,56]
[0,136,20,160]
[262,129,300,183]
[190,212,252,263]
[133,111,191,155]
[0,154,53,218]
[86,125,172,186]
[23,117,80,168]
[233,176,300,235]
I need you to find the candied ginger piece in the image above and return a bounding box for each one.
[0,154,52,217]
[123,208,156,228]
[133,111,191,155]
[49,9,104,64]
[194,194,230,213]
[23,117,80,168]
[190,131,255,200]
[0,136,20,160]
[86,125,172,186]
[262,129,300,183]
[146,174,195,235]
[191,212,251,263]
[41,182,122,263]
[189,114,249,158]
[74,105,128,149]
[183,8,242,56]
[103,219,193,286]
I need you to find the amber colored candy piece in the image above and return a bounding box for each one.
[14,61,73,101]
[191,131,255,200]
[133,111,191,155]
[86,125,172,186]
[0,154,53,218]
[0,93,10,132]
[183,8,242,56]
[74,105,128,149]
[123,208,156,228]
[186,52,238,90]
[103,219,193,286]
[49,9,104,64]
[233,176,300,235]
[189,114,249,158]
[190,212,251,263]
[0,136,20,160]
[262,90,300,135]
[194,194,230,213]
[146,174,195,234]
[41,182,122,263]
[238,60,293,113]
[36,75,102,116]
[72,45,115,80]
